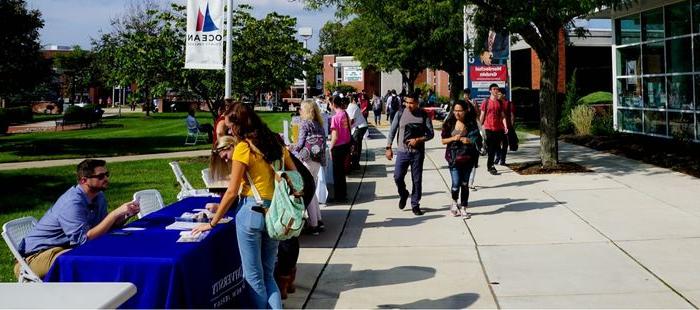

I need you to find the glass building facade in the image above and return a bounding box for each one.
[614,0,699,141]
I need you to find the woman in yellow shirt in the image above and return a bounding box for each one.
[193,103,297,309]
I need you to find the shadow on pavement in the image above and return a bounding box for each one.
[472,201,563,216]
[304,263,437,309]
[479,179,547,189]
[377,293,480,309]
[363,215,442,228]
[469,198,526,208]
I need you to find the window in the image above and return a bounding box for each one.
[644,77,666,108]
[616,14,641,45]
[644,110,667,135]
[642,8,665,41]
[617,45,641,76]
[618,78,642,107]
[668,112,695,140]
[693,0,700,33]
[667,75,693,109]
[666,37,692,73]
[665,1,691,37]
[618,109,643,131]
[643,41,665,74]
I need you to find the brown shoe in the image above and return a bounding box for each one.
[275,273,292,300]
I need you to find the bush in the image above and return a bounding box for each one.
[63,105,86,123]
[5,106,33,124]
[592,109,614,136]
[577,91,613,105]
[570,105,594,136]
[324,82,356,95]
[0,109,8,134]
[559,69,578,134]
[437,95,450,107]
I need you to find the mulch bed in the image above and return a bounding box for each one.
[561,133,700,178]
[508,161,592,175]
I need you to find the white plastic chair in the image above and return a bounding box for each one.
[133,189,165,219]
[184,123,207,146]
[169,161,216,200]
[201,168,212,188]
[2,216,42,282]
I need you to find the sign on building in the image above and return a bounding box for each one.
[343,66,363,82]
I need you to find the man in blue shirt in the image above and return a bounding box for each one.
[16,159,140,279]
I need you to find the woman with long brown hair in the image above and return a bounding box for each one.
[193,103,297,309]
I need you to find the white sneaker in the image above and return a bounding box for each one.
[460,207,471,219]
[450,202,460,217]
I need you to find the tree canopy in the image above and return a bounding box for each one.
[0,0,52,106]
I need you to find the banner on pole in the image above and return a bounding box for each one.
[466,30,510,101]
[185,0,224,70]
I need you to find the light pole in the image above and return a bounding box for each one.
[298,27,313,100]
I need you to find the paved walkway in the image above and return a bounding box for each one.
[2,124,699,308]
[286,127,700,309]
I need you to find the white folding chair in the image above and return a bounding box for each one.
[184,123,207,146]
[169,161,216,200]
[201,168,212,188]
[2,216,42,282]
[133,189,165,219]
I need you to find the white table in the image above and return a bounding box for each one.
[0,282,137,309]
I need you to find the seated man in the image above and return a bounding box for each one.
[15,159,140,279]
[186,109,214,143]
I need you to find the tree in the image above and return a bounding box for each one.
[229,8,307,104]
[318,21,352,56]
[0,0,52,106]
[465,0,631,167]
[53,46,98,103]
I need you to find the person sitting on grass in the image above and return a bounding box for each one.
[16,159,141,279]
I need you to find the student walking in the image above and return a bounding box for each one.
[372,92,382,125]
[386,92,434,216]
[479,84,508,175]
[329,95,352,203]
[495,88,515,166]
[441,100,481,218]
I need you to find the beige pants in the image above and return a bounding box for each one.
[14,246,70,279]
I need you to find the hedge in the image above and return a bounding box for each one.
[5,106,32,124]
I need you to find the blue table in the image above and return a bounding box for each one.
[45,197,251,309]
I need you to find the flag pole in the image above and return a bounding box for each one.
[224,0,233,99]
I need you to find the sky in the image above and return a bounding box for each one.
[25,0,338,51]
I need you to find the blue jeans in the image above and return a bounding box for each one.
[394,150,425,208]
[450,165,474,206]
[235,196,282,309]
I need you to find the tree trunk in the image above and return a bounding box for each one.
[447,70,462,101]
[538,53,559,168]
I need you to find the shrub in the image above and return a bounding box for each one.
[63,105,86,123]
[437,95,450,107]
[559,69,578,134]
[5,106,33,124]
[0,109,8,134]
[591,109,614,136]
[577,91,613,105]
[324,82,356,95]
[570,105,594,136]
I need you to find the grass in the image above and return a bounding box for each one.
[31,114,63,122]
[0,112,292,163]
[577,91,612,105]
[0,156,211,282]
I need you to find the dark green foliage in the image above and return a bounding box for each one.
[592,109,615,136]
[559,69,578,134]
[0,109,8,134]
[4,107,33,124]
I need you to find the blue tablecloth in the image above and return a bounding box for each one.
[45,197,251,309]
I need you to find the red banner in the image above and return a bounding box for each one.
[469,65,507,82]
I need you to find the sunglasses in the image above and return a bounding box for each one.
[87,172,110,180]
[212,145,232,154]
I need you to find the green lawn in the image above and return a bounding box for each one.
[0,112,291,163]
[0,157,210,282]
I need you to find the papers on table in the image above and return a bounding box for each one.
[165,216,232,230]
[122,227,145,231]
[177,231,209,242]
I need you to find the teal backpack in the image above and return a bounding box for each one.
[247,148,305,240]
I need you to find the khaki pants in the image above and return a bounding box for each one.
[14,246,70,280]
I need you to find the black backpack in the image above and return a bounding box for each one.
[389,96,400,111]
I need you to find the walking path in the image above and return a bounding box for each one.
[288,127,700,309]
[2,125,699,308]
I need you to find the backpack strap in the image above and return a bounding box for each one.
[246,172,264,205]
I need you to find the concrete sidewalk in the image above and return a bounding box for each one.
[287,127,700,309]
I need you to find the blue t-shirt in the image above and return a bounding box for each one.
[20,185,108,256]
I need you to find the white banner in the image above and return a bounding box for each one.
[343,66,362,82]
[185,0,224,70]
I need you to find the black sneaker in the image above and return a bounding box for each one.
[399,194,408,210]
[488,167,498,175]
[412,207,424,216]
[318,220,325,230]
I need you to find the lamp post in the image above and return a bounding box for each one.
[298,27,313,100]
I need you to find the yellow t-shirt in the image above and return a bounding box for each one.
[232,141,292,200]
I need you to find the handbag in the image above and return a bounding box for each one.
[447,142,477,168]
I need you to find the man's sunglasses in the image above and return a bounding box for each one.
[87,172,110,180]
